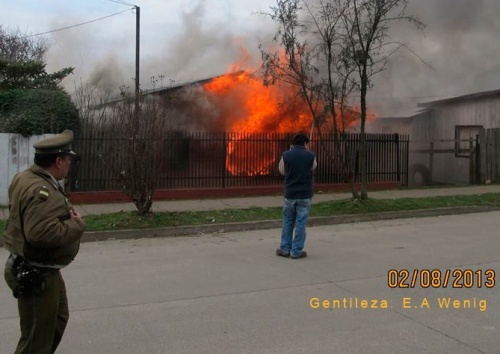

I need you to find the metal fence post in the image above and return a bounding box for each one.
[222,132,227,188]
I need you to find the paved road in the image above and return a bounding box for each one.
[1,211,499,353]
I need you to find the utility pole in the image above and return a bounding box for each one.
[134,5,140,132]
[135,5,140,97]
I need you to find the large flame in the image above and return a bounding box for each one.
[203,70,313,176]
[202,54,371,176]
[203,70,312,134]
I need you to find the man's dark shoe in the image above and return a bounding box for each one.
[290,251,307,259]
[276,249,290,258]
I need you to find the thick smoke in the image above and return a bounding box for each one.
[87,55,126,92]
[371,0,500,116]
[145,2,245,85]
[43,0,500,118]
[46,0,272,96]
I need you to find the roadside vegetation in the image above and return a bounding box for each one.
[2,193,499,233]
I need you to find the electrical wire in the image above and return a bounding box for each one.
[21,8,133,38]
[103,0,136,7]
[107,0,135,6]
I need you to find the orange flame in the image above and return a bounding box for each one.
[202,51,373,175]
[203,70,312,134]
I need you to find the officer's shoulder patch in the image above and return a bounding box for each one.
[36,186,50,201]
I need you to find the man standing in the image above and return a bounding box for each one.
[276,133,317,259]
[3,130,85,354]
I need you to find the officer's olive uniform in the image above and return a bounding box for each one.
[3,130,85,354]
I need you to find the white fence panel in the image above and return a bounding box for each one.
[0,133,55,205]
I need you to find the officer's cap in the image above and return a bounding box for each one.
[33,130,76,155]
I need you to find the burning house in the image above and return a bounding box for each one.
[65,67,410,198]
[1,68,409,205]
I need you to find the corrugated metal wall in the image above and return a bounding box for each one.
[410,96,500,185]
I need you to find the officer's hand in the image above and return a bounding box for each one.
[69,208,83,222]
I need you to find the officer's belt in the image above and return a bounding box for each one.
[9,254,63,273]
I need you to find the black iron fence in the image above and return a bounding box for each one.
[69,131,409,192]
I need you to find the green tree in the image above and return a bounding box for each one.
[0,60,74,90]
[0,89,79,136]
[0,27,78,135]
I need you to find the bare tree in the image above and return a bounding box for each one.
[260,0,362,198]
[260,0,323,131]
[0,26,47,62]
[74,83,177,215]
[339,0,425,199]
[260,0,425,199]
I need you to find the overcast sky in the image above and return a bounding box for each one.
[2,0,500,116]
[1,0,276,91]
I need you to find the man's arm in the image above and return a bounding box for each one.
[279,156,286,175]
[22,187,85,248]
[312,157,317,171]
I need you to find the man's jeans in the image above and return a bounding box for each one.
[280,198,312,257]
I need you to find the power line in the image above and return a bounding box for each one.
[103,0,136,7]
[21,8,133,38]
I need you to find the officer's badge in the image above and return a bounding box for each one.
[37,186,50,201]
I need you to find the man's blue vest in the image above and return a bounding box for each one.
[282,145,315,199]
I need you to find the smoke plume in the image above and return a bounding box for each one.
[371,0,500,116]
[42,0,500,118]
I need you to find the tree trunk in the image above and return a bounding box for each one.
[132,188,153,216]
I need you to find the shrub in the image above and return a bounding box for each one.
[0,89,79,136]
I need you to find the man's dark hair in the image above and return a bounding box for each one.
[292,133,309,146]
[34,153,71,168]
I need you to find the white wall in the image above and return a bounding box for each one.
[0,133,55,206]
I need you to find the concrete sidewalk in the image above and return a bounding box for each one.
[75,184,500,216]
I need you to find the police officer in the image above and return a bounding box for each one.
[3,130,85,354]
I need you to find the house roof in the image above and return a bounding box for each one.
[92,71,246,108]
[143,75,217,96]
[92,75,221,108]
[142,70,248,96]
[418,88,500,108]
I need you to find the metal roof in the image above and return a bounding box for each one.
[417,88,500,108]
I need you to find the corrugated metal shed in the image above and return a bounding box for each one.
[410,89,500,185]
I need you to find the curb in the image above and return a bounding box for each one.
[1,206,498,247]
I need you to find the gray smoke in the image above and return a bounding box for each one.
[43,0,500,119]
[87,55,126,92]
[371,0,500,116]
[46,0,272,96]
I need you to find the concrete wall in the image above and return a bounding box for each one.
[0,133,55,206]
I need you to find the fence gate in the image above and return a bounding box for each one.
[479,128,500,183]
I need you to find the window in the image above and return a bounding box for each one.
[455,125,482,157]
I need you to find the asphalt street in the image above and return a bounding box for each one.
[1,210,499,353]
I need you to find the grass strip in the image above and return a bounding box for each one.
[1,193,499,233]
